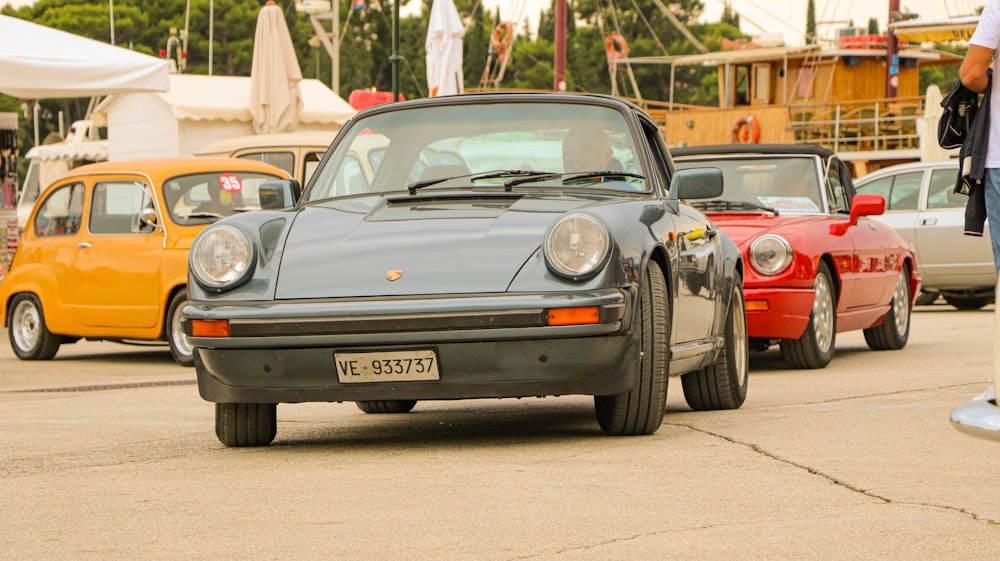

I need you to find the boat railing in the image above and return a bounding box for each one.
[788,97,924,152]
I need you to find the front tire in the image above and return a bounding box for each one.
[594,261,669,436]
[779,261,836,369]
[215,403,277,447]
[864,263,912,350]
[356,400,417,414]
[682,274,748,410]
[8,293,60,361]
[915,290,939,306]
[166,292,194,366]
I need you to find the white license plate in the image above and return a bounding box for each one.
[335,350,440,383]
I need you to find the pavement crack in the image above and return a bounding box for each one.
[667,422,1000,526]
[801,382,982,406]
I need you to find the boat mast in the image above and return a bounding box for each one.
[886,0,900,97]
[555,0,566,91]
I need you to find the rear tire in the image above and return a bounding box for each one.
[942,293,993,310]
[166,291,194,366]
[779,261,836,369]
[215,403,277,447]
[864,263,912,350]
[7,293,60,361]
[594,261,669,435]
[683,274,748,410]
[356,400,417,414]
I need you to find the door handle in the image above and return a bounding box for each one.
[76,242,91,249]
[919,217,937,226]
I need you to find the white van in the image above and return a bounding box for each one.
[195,131,337,187]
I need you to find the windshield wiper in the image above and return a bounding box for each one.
[407,174,470,195]
[689,199,780,215]
[562,171,645,183]
[503,170,645,191]
[472,169,557,181]
[407,169,559,195]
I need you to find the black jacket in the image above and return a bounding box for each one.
[959,71,992,236]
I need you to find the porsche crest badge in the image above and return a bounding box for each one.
[386,270,404,281]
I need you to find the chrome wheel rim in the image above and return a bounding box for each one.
[813,273,834,353]
[171,301,193,359]
[892,272,910,336]
[11,300,41,352]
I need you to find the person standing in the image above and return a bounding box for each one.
[961,0,1000,272]
[960,2,1000,403]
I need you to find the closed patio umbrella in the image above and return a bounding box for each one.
[249,0,304,134]
[425,0,465,97]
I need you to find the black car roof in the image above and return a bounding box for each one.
[670,144,837,159]
[353,91,647,119]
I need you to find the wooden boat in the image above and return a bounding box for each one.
[615,28,969,175]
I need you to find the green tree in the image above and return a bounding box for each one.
[867,17,879,35]
[806,0,816,43]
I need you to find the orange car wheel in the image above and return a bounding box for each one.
[7,293,60,361]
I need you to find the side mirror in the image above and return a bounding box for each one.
[849,193,885,224]
[669,168,724,201]
[259,179,302,210]
[139,207,158,228]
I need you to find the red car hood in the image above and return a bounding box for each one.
[706,212,825,247]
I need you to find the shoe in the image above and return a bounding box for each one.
[973,381,995,402]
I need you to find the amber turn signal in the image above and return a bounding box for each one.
[744,300,770,312]
[547,306,600,326]
[190,319,231,338]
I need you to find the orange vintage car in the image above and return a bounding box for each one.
[0,158,291,366]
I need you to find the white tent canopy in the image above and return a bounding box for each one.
[93,74,356,127]
[0,14,169,99]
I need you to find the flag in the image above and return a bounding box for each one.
[352,0,364,11]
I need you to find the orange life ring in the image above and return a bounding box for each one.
[604,32,629,60]
[490,22,513,53]
[731,115,760,144]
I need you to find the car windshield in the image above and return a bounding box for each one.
[675,156,824,214]
[303,101,646,201]
[160,171,287,225]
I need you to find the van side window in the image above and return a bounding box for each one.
[239,151,294,178]
[34,182,84,237]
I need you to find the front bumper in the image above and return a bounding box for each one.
[744,287,815,340]
[186,290,638,403]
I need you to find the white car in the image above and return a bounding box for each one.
[854,159,995,309]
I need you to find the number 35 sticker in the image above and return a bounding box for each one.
[218,173,243,193]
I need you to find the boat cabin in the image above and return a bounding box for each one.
[619,35,963,175]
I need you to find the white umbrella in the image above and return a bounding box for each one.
[249,1,304,134]
[425,0,465,97]
[918,84,953,162]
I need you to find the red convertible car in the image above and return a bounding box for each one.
[673,145,919,369]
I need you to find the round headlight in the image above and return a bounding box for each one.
[191,224,255,290]
[749,234,793,276]
[544,213,611,279]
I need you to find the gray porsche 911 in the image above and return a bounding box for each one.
[183,92,747,447]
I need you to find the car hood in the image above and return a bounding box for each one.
[275,194,596,298]
[706,213,825,248]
